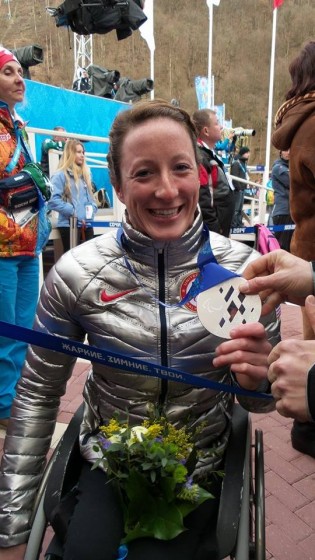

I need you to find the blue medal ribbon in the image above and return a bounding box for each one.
[117,226,239,307]
[0,320,272,400]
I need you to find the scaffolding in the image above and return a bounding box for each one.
[73,34,93,82]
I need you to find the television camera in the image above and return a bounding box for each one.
[88,65,121,98]
[11,45,44,79]
[47,0,147,40]
[114,77,154,103]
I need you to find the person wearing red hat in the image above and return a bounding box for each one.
[0,46,50,430]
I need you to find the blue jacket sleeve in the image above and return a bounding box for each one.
[215,138,231,151]
[48,172,75,217]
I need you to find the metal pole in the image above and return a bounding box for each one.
[207,2,213,108]
[260,8,278,223]
[70,216,78,249]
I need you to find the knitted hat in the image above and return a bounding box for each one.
[238,146,250,157]
[0,47,20,70]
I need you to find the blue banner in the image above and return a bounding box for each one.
[195,76,209,109]
[0,321,272,400]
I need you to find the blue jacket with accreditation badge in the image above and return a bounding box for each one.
[48,168,98,227]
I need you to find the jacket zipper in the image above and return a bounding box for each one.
[157,249,168,410]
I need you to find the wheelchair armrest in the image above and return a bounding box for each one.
[43,402,84,521]
[216,404,251,559]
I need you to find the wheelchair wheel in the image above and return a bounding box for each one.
[249,428,266,560]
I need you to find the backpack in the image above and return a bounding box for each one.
[255,224,280,255]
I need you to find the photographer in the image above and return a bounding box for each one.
[214,130,235,164]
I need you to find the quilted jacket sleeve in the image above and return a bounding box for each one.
[0,251,87,547]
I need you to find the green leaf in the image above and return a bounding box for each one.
[160,476,176,501]
[177,487,214,518]
[123,499,186,544]
[141,462,154,471]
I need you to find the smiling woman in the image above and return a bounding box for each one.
[0,46,50,431]
[111,117,200,241]
[0,99,280,560]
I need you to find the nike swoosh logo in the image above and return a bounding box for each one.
[100,287,137,303]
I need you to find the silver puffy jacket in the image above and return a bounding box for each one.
[0,211,279,546]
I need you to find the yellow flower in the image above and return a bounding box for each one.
[145,423,163,439]
[100,418,125,437]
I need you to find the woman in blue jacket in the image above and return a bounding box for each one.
[49,139,98,253]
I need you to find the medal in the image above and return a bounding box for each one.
[197,276,261,339]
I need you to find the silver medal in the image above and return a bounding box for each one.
[197,276,261,339]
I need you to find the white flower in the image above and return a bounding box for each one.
[126,426,148,446]
[131,426,148,441]
[109,434,123,444]
[109,428,127,444]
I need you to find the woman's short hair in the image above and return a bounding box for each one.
[286,41,315,100]
[107,99,198,186]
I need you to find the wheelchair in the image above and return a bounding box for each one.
[24,403,266,560]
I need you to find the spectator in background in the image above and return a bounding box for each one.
[214,130,236,164]
[265,175,275,223]
[0,46,51,429]
[192,109,235,237]
[271,150,294,252]
[230,146,250,228]
[73,68,91,94]
[48,139,98,253]
[40,126,67,176]
[272,39,315,456]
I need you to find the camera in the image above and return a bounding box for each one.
[88,65,120,98]
[114,77,154,102]
[49,0,147,39]
[12,45,44,79]
[233,128,256,138]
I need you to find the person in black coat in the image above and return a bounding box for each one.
[192,109,235,237]
[230,146,250,228]
[271,150,294,252]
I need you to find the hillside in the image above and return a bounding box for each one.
[1,0,315,163]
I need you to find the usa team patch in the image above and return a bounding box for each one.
[180,272,198,312]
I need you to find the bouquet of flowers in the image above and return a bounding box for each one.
[93,414,215,547]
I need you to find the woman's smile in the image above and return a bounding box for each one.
[149,206,183,218]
